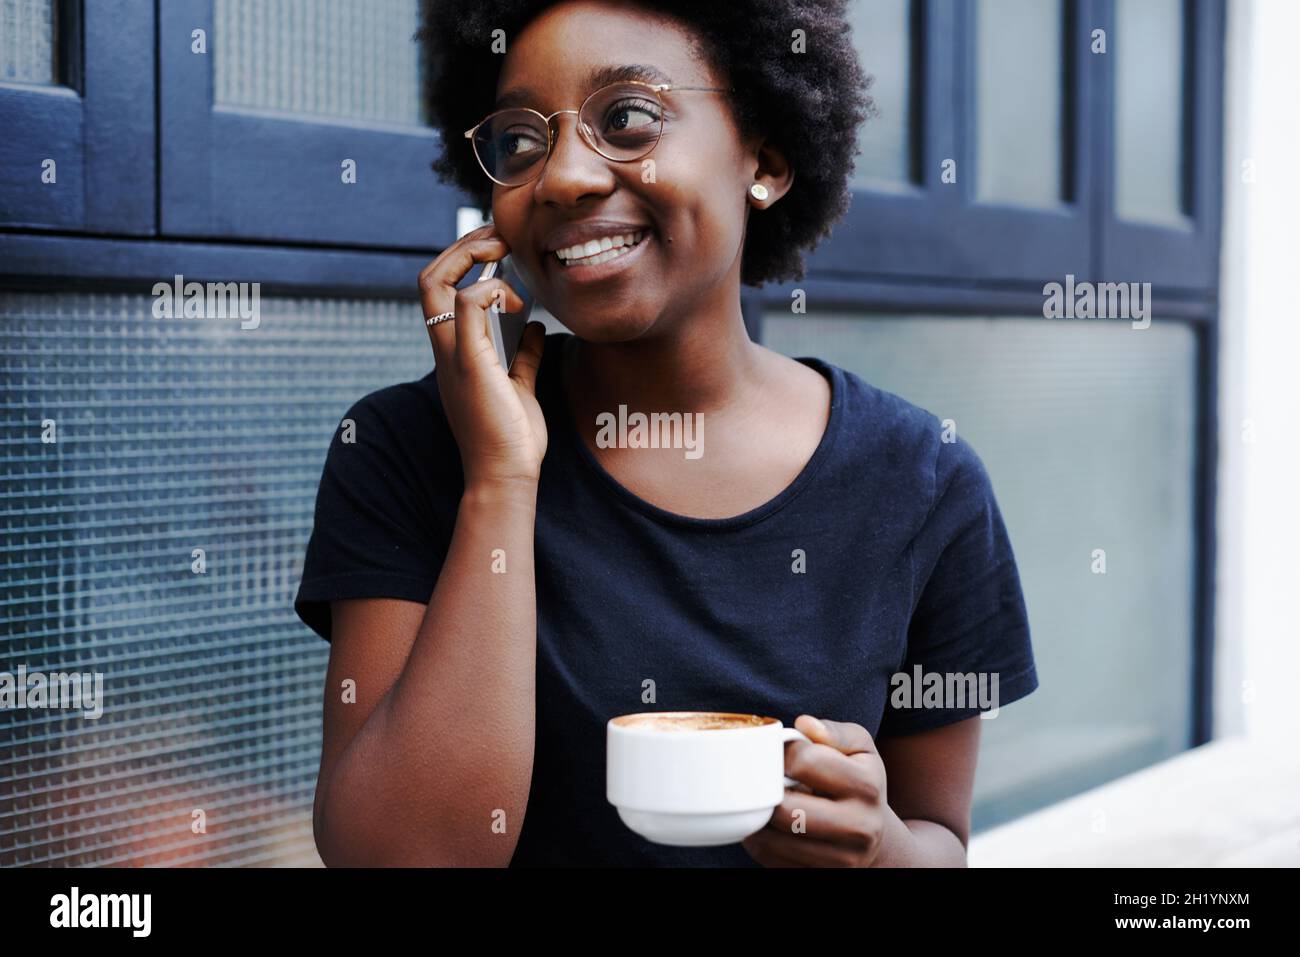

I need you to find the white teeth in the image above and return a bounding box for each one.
[555,231,646,264]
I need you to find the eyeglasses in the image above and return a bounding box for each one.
[463,80,733,187]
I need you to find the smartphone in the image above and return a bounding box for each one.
[473,254,535,373]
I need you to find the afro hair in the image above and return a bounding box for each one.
[416,0,873,287]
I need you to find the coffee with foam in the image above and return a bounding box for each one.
[612,712,772,732]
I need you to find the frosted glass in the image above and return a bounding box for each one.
[214,0,426,126]
[0,291,432,866]
[1115,0,1187,225]
[975,0,1066,207]
[764,312,1198,830]
[848,0,914,187]
[1,0,57,85]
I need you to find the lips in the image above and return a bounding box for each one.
[544,229,652,283]
[554,230,648,267]
[543,218,652,251]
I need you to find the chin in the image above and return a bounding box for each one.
[561,311,659,344]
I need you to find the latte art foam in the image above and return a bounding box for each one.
[617,712,770,732]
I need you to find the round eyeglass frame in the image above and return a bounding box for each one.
[463,80,734,187]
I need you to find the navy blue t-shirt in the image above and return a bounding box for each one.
[294,331,1038,866]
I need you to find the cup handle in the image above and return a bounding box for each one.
[780,727,812,789]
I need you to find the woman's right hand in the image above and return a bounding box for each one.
[419,223,548,491]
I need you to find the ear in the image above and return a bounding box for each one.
[747,137,795,206]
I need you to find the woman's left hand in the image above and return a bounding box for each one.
[741,715,888,867]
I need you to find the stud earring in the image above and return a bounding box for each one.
[749,183,769,202]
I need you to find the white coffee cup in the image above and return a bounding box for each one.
[606,711,812,847]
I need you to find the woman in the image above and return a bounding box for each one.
[295,0,1038,867]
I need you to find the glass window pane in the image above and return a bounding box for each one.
[1,0,58,85]
[0,290,432,866]
[848,0,914,188]
[975,0,1066,207]
[214,0,426,126]
[1115,0,1187,225]
[764,311,1197,830]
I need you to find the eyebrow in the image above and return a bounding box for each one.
[492,63,674,111]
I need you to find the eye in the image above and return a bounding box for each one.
[603,97,662,135]
[499,124,547,157]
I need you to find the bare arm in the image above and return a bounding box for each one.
[313,480,539,867]
[312,222,548,867]
[871,716,981,866]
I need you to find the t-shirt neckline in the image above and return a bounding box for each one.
[541,332,843,531]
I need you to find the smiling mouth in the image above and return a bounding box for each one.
[553,230,649,268]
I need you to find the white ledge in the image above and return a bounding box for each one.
[969,734,1300,867]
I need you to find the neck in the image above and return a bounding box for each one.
[565,299,767,418]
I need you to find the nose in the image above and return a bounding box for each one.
[532,112,616,205]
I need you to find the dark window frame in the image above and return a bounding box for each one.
[0,0,155,234]
[157,0,465,251]
[1097,0,1225,291]
[814,0,1095,284]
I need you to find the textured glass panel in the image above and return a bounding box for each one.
[1,0,57,85]
[976,0,1065,207]
[0,292,432,866]
[764,313,1197,830]
[1115,0,1186,224]
[848,0,913,187]
[214,0,426,126]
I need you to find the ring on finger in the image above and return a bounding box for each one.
[425,311,456,327]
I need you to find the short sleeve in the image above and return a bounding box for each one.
[877,435,1038,737]
[294,382,458,643]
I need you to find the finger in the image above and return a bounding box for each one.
[453,277,525,370]
[416,223,499,290]
[795,714,877,757]
[420,231,510,298]
[744,826,858,867]
[416,223,498,310]
[508,321,547,392]
[742,841,806,867]
[419,267,456,366]
[418,231,511,361]
[741,831,808,868]
[784,738,882,801]
[766,789,877,849]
